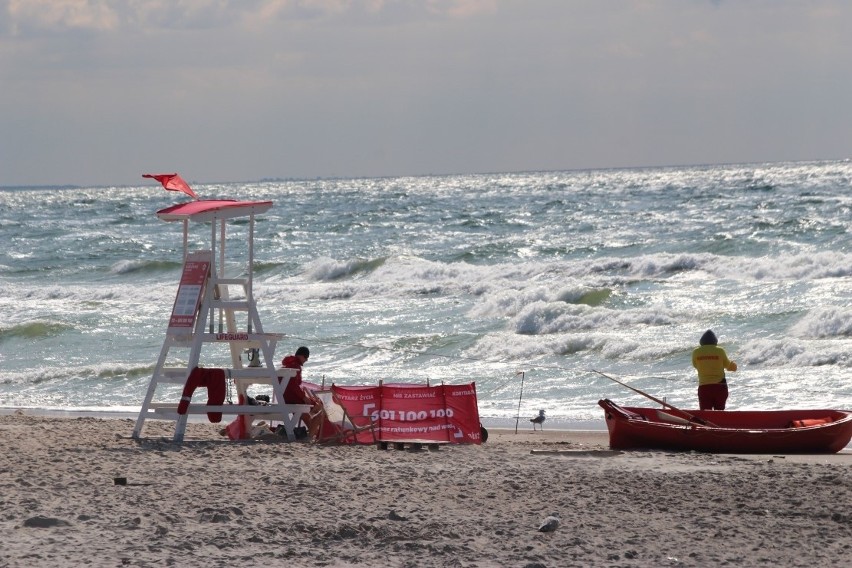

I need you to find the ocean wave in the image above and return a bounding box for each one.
[468,287,552,319]
[739,337,851,368]
[561,254,714,283]
[581,251,852,282]
[465,329,678,365]
[95,365,156,380]
[789,307,852,339]
[252,260,286,275]
[279,255,485,299]
[4,283,164,306]
[269,250,852,304]
[468,284,614,320]
[305,256,387,281]
[0,363,157,387]
[556,286,613,306]
[0,321,74,343]
[511,302,675,336]
[109,259,181,275]
[745,251,852,281]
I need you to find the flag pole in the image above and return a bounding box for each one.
[514,371,525,434]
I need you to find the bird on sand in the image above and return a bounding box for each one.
[538,512,560,532]
[530,409,546,431]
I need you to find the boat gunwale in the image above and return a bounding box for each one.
[598,399,852,453]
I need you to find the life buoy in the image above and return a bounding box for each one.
[177,367,227,423]
[788,417,833,428]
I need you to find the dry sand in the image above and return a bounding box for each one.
[1,412,850,567]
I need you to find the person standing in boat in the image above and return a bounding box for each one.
[280,346,310,405]
[692,330,737,410]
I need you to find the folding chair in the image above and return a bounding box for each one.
[305,389,377,445]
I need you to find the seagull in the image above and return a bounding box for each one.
[530,409,546,431]
[538,512,560,532]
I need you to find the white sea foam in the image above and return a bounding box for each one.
[739,337,851,368]
[789,307,852,339]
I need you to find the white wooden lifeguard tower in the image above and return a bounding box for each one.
[132,192,310,442]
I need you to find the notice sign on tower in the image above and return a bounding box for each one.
[168,250,212,334]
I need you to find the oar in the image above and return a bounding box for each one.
[591,369,718,427]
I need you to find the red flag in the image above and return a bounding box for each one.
[142,173,198,199]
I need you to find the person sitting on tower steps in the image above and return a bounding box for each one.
[280,346,310,406]
[692,330,737,411]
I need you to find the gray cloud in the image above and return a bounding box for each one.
[1,0,850,186]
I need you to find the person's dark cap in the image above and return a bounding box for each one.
[295,346,310,359]
[699,330,718,346]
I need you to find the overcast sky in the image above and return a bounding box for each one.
[1,0,851,186]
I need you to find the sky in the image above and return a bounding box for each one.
[1,0,851,186]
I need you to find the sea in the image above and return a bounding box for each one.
[1,160,851,429]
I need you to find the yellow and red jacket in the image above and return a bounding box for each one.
[692,345,737,385]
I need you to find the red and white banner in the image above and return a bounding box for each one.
[331,382,482,445]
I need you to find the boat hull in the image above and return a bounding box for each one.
[599,399,852,454]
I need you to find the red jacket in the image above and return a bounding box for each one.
[280,355,305,404]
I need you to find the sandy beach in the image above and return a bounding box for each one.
[1,413,850,568]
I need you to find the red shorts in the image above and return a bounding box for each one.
[698,382,728,411]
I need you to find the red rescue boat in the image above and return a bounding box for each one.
[599,399,852,454]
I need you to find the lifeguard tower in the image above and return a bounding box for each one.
[132,186,311,442]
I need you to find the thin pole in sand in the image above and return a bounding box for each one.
[514,371,525,434]
[591,369,718,427]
